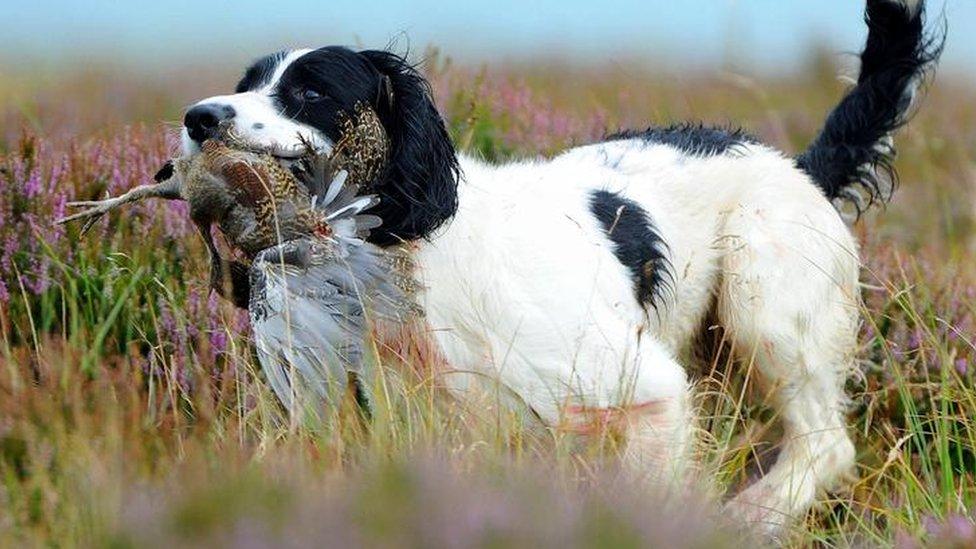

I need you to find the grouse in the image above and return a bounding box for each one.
[58,102,418,414]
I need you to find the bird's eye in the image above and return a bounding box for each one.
[299,88,324,102]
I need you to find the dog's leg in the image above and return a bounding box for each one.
[559,340,696,488]
[624,339,695,485]
[715,201,859,534]
[620,389,695,486]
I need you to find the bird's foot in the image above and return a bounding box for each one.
[58,196,129,236]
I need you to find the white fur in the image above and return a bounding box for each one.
[180,54,864,532]
[181,49,332,158]
[415,140,860,531]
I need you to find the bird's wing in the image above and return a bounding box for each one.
[249,156,419,415]
[248,236,415,415]
[299,156,382,241]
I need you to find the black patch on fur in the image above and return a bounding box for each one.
[235,51,288,93]
[588,190,672,308]
[270,47,460,246]
[795,0,944,214]
[604,124,759,157]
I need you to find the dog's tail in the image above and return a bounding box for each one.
[796,0,943,215]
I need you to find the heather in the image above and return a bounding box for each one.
[0,53,974,547]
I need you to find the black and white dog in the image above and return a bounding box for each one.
[181,0,940,530]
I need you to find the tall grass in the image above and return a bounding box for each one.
[0,53,974,547]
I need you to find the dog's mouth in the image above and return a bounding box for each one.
[214,121,329,162]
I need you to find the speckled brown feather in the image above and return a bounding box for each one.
[175,139,328,258]
[330,102,390,190]
[58,101,411,305]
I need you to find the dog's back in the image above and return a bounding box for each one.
[415,0,943,533]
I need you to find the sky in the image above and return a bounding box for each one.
[3,0,974,75]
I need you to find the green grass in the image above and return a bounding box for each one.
[0,53,974,547]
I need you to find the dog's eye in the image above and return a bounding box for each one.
[299,88,324,102]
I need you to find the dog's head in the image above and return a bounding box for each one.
[182,47,459,245]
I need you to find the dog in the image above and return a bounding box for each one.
[180,0,941,531]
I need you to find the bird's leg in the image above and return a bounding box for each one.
[196,223,251,309]
[197,222,228,297]
[227,261,251,309]
[58,178,183,236]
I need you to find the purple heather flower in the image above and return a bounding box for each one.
[944,514,976,540]
[23,169,42,199]
[158,298,177,340]
[206,291,220,317]
[210,329,228,363]
[175,357,191,393]
[923,513,976,545]
[26,257,50,295]
[108,164,125,194]
[2,234,18,272]
[233,308,252,335]
[908,329,922,350]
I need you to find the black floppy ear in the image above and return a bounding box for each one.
[360,50,460,246]
[377,74,394,112]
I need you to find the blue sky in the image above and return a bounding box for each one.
[4,0,974,74]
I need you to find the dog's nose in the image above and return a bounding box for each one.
[184,103,236,143]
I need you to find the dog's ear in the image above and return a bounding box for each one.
[360,50,459,246]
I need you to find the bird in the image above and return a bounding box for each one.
[58,101,419,415]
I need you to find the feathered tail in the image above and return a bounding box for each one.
[796,0,944,215]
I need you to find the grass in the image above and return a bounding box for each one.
[0,51,974,547]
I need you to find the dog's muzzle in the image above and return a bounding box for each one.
[184,103,237,143]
